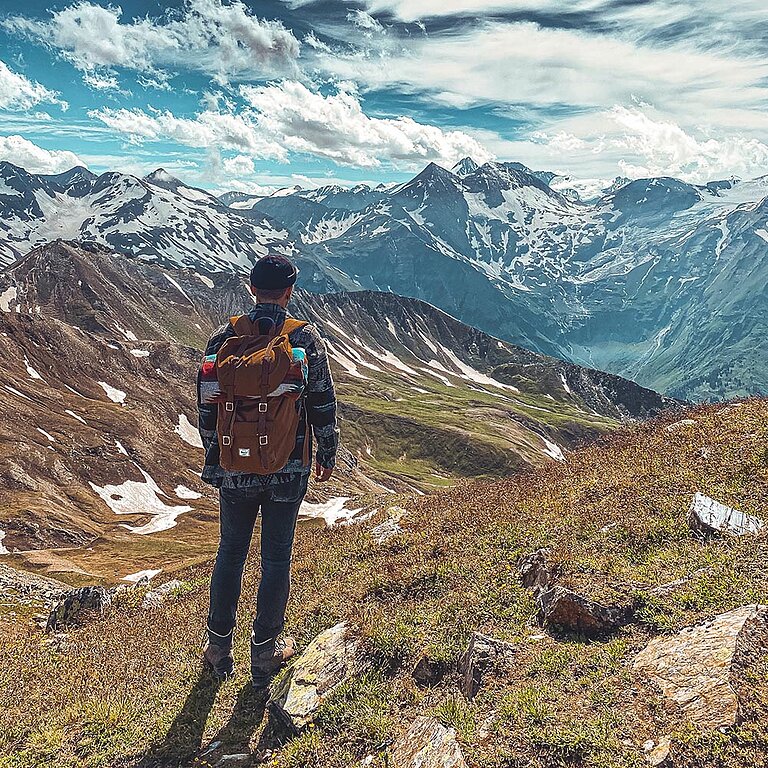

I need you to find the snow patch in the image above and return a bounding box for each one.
[24,358,43,380]
[5,385,32,401]
[542,436,566,462]
[130,349,150,357]
[65,409,87,424]
[90,466,192,535]
[175,413,203,448]
[756,229,768,244]
[0,286,17,312]
[99,381,127,404]
[195,272,215,289]
[115,440,129,455]
[36,428,55,443]
[0,530,8,555]
[122,568,162,583]
[175,484,202,499]
[560,373,572,395]
[299,497,364,526]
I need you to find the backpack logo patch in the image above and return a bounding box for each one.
[238,448,251,457]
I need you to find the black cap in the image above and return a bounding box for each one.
[249,255,299,290]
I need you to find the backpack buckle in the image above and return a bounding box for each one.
[259,435,268,446]
[225,402,234,412]
[222,436,232,446]
[258,402,268,413]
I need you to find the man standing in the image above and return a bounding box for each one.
[197,254,338,688]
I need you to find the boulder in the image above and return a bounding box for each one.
[632,604,768,729]
[46,586,111,632]
[687,492,763,539]
[389,716,467,768]
[141,591,165,609]
[643,737,671,766]
[519,548,553,592]
[536,586,630,637]
[269,622,369,732]
[459,632,516,699]
[665,419,696,432]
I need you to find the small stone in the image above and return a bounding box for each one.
[370,519,403,545]
[644,737,672,766]
[411,654,447,688]
[215,754,250,766]
[632,604,768,730]
[459,632,516,699]
[269,622,369,733]
[536,586,630,637]
[665,419,696,432]
[46,586,111,632]
[389,716,467,768]
[519,548,553,591]
[154,579,183,595]
[688,492,763,538]
[141,591,164,609]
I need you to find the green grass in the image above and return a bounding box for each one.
[2,400,768,767]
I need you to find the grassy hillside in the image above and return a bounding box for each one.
[2,399,767,768]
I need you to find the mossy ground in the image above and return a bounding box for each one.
[2,399,767,768]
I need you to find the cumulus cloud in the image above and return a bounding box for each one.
[531,106,768,183]
[239,81,493,168]
[0,134,83,173]
[90,80,493,170]
[89,106,288,160]
[4,0,301,87]
[0,60,66,111]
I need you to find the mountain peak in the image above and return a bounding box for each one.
[143,168,182,187]
[451,157,480,177]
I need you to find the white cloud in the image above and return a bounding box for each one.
[0,60,66,111]
[89,106,288,160]
[531,106,768,183]
[0,135,83,173]
[359,0,603,20]
[239,80,493,168]
[90,80,493,170]
[222,154,256,176]
[4,0,301,87]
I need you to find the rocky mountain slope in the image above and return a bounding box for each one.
[2,399,766,768]
[3,160,765,400]
[0,240,671,583]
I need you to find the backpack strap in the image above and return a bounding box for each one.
[280,318,308,335]
[228,315,307,337]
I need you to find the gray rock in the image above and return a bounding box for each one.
[370,518,403,544]
[141,591,165,609]
[519,548,553,591]
[688,492,764,539]
[459,632,516,699]
[215,755,250,767]
[643,737,672,766]
[269,622,369,733]
[633,604,768,730]
[46,586,111,632]
[536,586,631,637]
[154,579,183,595]
[389,716,467,768]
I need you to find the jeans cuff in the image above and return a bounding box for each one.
[207,624,234,646]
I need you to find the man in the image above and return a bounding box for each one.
[197,254,339,688]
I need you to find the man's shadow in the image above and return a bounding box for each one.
[134,667,221,768]
[205,684,270,757]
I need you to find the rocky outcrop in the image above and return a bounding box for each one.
[632,604,768,729]
[688,493,764,539]
[269,622,369,733]
[536,586,631,637]
[370,506,408,545]
[459,632,516,699]
[519,549,630,636]
[46,586,111,632]
[389,717,467,768]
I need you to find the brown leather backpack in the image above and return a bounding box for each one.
[215,315,308,474]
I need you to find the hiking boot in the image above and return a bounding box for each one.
[251,635,297,689]
[203,640,235,680]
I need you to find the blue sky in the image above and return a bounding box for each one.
[0,0,766,193]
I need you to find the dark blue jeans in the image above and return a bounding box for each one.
[207,474,307,647]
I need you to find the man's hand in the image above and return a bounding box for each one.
[314,462,334,482]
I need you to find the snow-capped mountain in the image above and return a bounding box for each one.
[238,160,768,400]
[2,158,766,400]
[0,162,295,272]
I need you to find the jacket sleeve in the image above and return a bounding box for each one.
[304,325,339,469]
[197,323,232,451]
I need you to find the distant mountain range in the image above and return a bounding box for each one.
[1,158,766,400]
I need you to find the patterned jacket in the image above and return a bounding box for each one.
[197,303,339,489]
